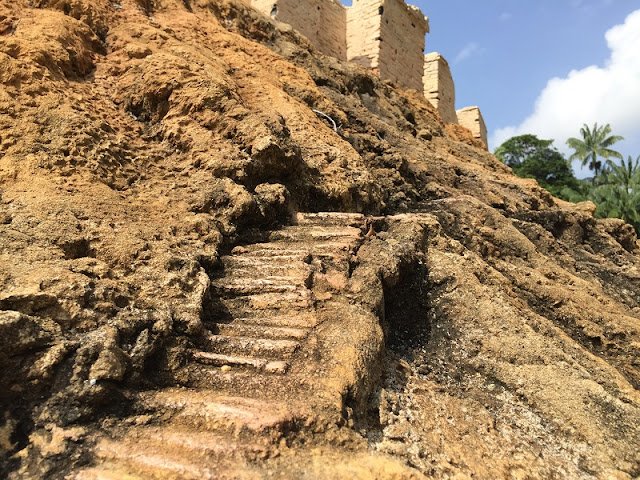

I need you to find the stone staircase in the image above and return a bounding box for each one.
[71,212,368,479]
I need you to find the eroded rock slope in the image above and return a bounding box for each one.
[0,0,639,478]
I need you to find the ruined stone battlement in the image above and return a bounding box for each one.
[457,106,487,146]
[423,53,456,125]
[246,0,488,147]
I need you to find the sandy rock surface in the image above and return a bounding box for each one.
[0,0,639,478]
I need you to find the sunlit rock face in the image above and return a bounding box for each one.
[0,1,638,479]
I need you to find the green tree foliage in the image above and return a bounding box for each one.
[495,134,580,199]
[592,156,640,233]
[497,129,639,235]
[566,123,624,179]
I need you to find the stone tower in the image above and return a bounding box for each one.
[423,53,457,124]
[250,0,348,60]
[347,0,429,92]
[246,0,489,150]
[457,106,488,147]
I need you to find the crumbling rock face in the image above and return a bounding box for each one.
[0,0,639,478]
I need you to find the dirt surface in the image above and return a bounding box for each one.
[0,0,639,478]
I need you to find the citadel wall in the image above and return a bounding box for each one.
[247,0,488,150]
[423,53,457,124]
[254,0,428,92]
[346,0,384,71]
[251,0,347,60]
[457,106,488,147]
[376,0,429,92]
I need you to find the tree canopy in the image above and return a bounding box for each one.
[591,156,640,232]
[495,134,579,199]
[495,130,639,234]
[566,123,624,179]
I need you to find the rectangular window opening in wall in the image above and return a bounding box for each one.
[378,6,384,15]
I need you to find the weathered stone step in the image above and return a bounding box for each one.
[232,244,311,257]
[216,323,309,340]
[73,466,146,480]
[192,351,289,374]
[95,440,217,480]
[268,225,362,242]
[177,363,293,394]
[204,334,300,358]
[93,439,218,480]
[137,389,294,437]
[210,277,307,296]
[231,314,318,328]
[221,256,312,277]
[238,242,355,257]
[131,426,271,461]
[294,212,365,227]
[219,291,313,314]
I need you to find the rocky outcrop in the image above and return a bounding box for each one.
[59,213,421,479]
[1,0,639,478]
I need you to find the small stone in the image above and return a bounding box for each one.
[88,346,129,382]
[221,365,232,372]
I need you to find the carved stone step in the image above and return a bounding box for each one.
[136,426,270,461]
[269,225,362,242]
[72,467,146,480]
[192,351,289,374]
[93,440,218,480]
[215,256,312,283]
[210,277,307,296]
[204,334,300,358]
[177,363,293,393]
[137,389,294,436]
[238,242,355,257]
[294,212,365,227]
[221,257,312,278]
[216,323,309,340]
[231,314,318,328]
[219,291,313,314]
[232,244,311,257]
[90,430,266,480]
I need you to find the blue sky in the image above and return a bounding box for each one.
[417,0,640,177]
[345,1,640,178]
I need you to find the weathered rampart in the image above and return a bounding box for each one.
[247,0,488,148]
[375,0,429,91]
[457,106,488,147]
[253,0,348,60]
[423,53,456,124]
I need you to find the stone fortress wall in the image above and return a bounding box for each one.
[374,0,429,92]
[251,0,348,60]
[457,106,487,147]
[423,52,456,124]
[245,0,488,147]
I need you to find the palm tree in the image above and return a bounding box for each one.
[603,155,640,190]
[566,123,624,180]
[593,155,640,233]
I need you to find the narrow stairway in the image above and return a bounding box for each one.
[72,212,367,480]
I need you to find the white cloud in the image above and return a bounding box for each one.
[454,42,483,64]
[491,9,640,168]
[499,12,512,22]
